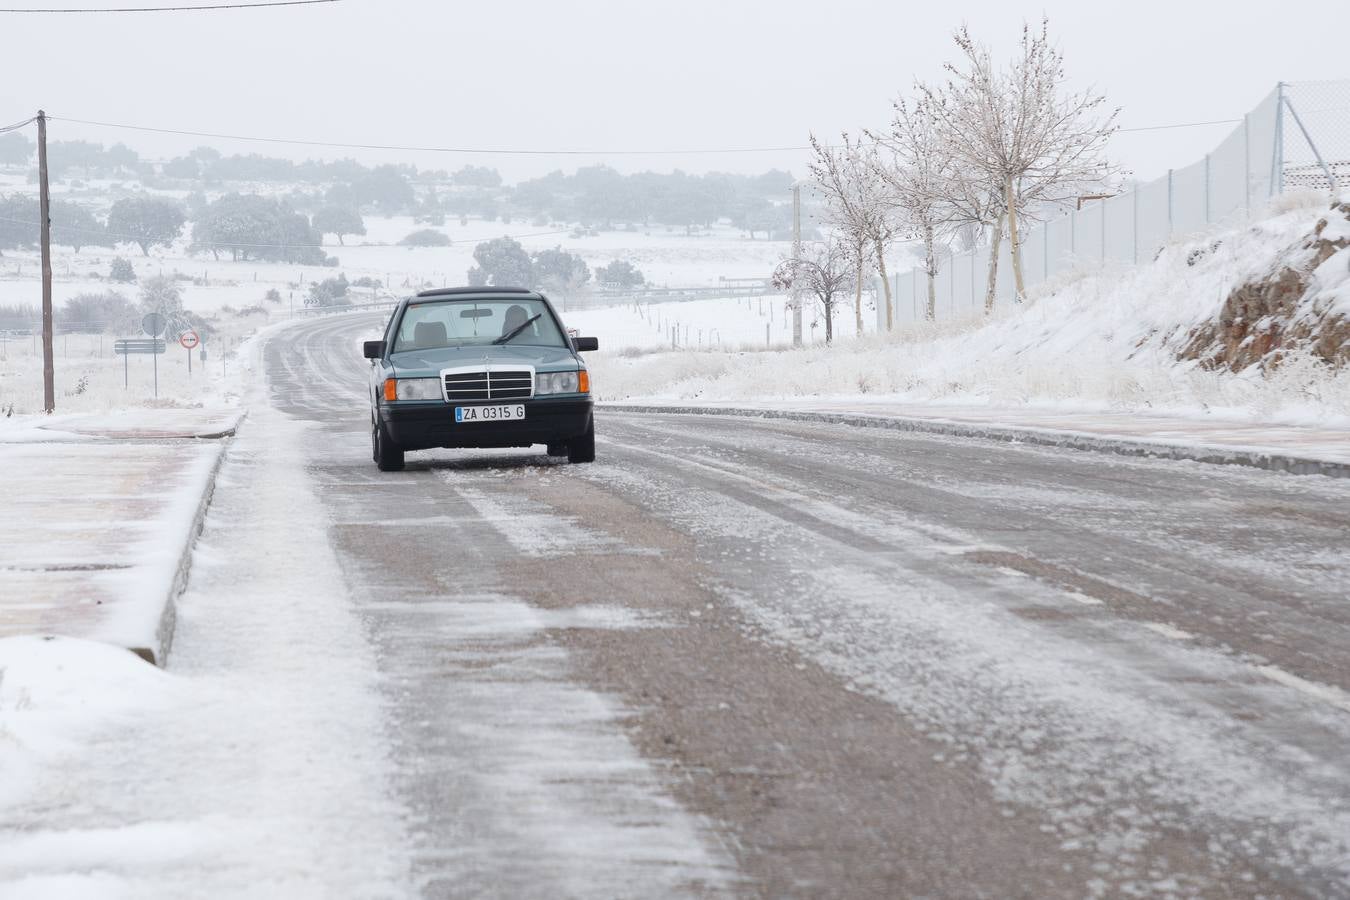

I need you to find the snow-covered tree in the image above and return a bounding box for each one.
[596,259,645,288]
[468,236,533,287]
[532,246,591,307]
[809,133,897,333]
[107,196,184,257]
[311,205,365,246]
[772,238,853,345]
[870,94,956,321]
[923,19,1119,301]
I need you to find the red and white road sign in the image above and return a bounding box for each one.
[179,330,200,350]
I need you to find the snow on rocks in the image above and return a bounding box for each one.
[1184,199,1350,370]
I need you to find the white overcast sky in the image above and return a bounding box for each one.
[0,0,1345,183]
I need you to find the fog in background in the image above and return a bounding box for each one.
[0,0,1345,183]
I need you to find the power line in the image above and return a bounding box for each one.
[0,0,339,11]
[0,212,571,250]
[46,113,1251,159]
[1116,118,1241,133]
[49,115,807,156]
[0,116,36,134]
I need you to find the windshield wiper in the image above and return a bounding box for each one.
[492,313,542,345]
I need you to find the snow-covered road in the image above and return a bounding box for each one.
[5,310,1349,898]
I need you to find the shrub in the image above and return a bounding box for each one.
[109,256,136,283]
[307,273,350,306]
[399,229,452,248]
[596,259,645,288]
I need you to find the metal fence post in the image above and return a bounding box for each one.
[1132,189,1140,263]
[1043,228,1049,281]
[1167,169,1174,237]
[1100,200,1107,262]
[1243,113,1251,217]
[1204,154,1212,224]
[1275,81,1286,195]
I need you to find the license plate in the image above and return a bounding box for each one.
[455,404,526,423]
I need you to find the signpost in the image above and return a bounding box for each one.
[140,314,166,397]
[179,329,200,375]
[115,338,167,395]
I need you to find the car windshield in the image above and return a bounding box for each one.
[390,297,566,352]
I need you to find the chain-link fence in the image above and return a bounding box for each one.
[883,79,1350,327]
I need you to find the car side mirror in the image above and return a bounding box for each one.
[572,336,599,352]
[363,340,386,360]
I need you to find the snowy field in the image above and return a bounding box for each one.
[0,207,860,414]
[4,183,1346,432]
[0,326,247,416]
[0,208,794,310]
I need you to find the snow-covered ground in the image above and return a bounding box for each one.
[0,215,791,313]
[0,324,734,898]
[561,293,838,352]
[589,197,1350,428]
[0,326,246,416]
[0,401,416,898]
[0,207,827,414]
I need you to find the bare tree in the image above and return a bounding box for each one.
[944,160,1006,312]
[772,238,853,345]
[809,133,898,332]
[870,94,957,321]
[844,231,873,336]
[924,19,1118,302]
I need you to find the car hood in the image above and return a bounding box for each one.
[389,344,577,376]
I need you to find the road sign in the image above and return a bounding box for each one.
[179,330,200,350]
[142,313,165,337]
[114,339,167,354]
[115,338,166,396]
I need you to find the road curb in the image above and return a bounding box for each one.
[601,404,1350,480]
[188,411,246,441]
[30,409,246,443]
[135,429,234,666]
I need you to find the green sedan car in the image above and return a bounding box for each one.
[363,286,598,471]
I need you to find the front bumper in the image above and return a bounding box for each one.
[379,396,593,451]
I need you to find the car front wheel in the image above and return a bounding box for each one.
[566,422,595,464]
[373,420,405,471]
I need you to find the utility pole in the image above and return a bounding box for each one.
[38,110,54,413]
[791,183,803,347]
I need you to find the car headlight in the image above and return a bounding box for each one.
[536,370,583,395]
[394,377,442,401]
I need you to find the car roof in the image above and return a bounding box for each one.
[414,286,537,299]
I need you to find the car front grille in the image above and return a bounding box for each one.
[443,369,533,401]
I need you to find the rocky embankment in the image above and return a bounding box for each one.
[1185,200,1350,370]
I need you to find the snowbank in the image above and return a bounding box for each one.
[0,636,178,808]
[591,197,1350,426]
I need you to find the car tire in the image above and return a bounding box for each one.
[545,442,567,457]
[373,420,405,471]
[566,422,595,464]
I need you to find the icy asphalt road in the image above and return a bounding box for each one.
[258,313,1350,898]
